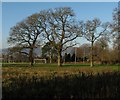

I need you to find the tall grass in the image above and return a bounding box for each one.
[2,71,120,99]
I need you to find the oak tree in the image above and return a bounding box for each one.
[8,14,43,66]
[40,7,80,66]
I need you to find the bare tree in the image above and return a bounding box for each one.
[80,18,110,67]
[8,13,43,66]
[94,36,110,64]
[110,7,120,64]
[40,7,80,66]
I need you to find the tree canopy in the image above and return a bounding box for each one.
[8,14,44,66]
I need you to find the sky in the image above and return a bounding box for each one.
[1,0,120,2]
[1,2,118,49]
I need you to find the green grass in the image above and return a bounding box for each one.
[2,62,120,67]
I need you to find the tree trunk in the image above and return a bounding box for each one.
[29,48,34,66]
[90,41,94,67]
[58,50,62,67]
[49,50,52,63]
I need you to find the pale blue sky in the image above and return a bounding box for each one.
[1,0,119,2]
[2,2,118,48]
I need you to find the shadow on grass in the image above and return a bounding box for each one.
[2,71,120,99]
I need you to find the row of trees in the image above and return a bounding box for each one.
[7,7,119,67]
[2,40,119,64]
[41,38,120,64]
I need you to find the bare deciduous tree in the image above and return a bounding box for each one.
[80,18,110,67]
[8,14,43,66]
[94,36,109,64]
[110,7,120,64]
[40,7,80,66]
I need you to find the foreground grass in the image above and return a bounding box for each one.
[2,65,119,77]
[2,65,120,99]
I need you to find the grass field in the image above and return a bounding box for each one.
[2,62,120,67]
[2,63,120,99]
[2,63,120,78]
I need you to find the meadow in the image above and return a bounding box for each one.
[2,63,120,99]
